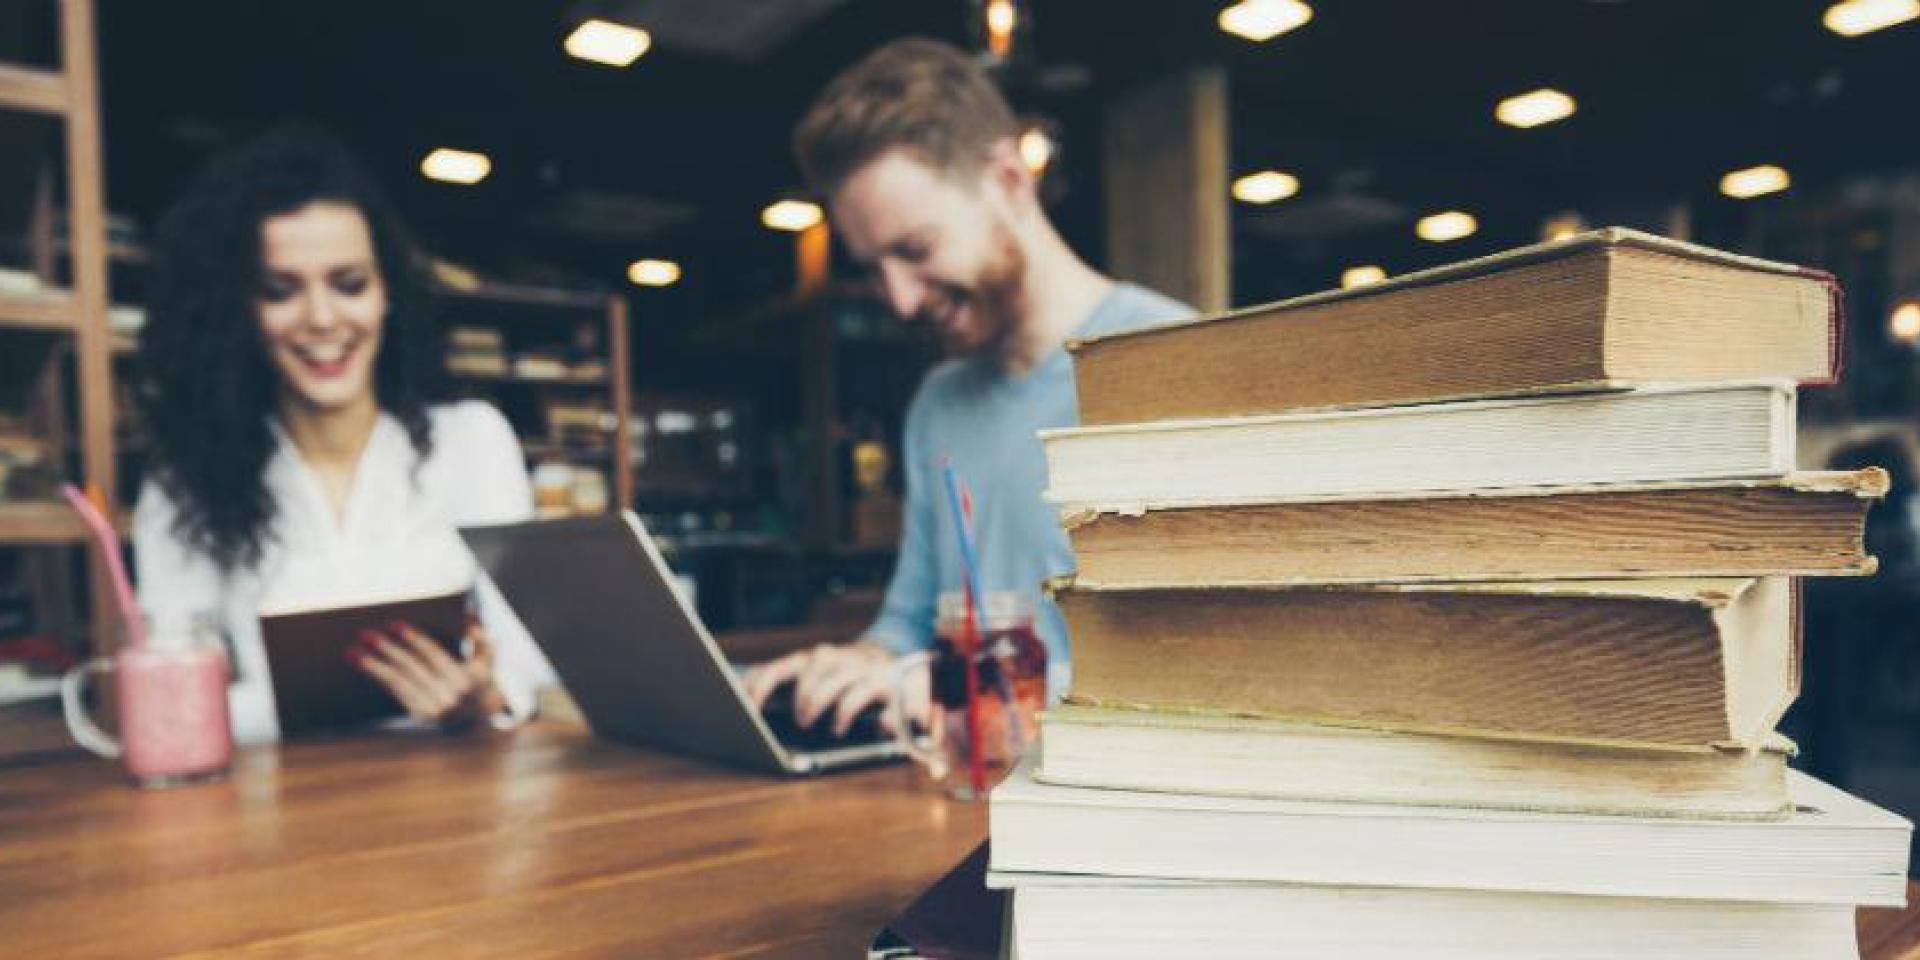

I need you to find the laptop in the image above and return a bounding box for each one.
[461,513,904,775]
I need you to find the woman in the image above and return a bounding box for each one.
[133,124,551,744]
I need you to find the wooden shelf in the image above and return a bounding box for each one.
[0,288,75,333]
[0,500,128,545]
[522,441,614,463]
[3,0,124,668]
[46,237,149,264]
[0,62,68,116]
[0,502,87,545]
[452,369,610,387]
[433,281,607,312]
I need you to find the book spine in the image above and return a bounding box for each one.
[1801,268,1845,387]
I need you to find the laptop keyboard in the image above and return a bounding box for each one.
[759,682,890,752]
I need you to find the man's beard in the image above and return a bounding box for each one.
[924,221,1027,358]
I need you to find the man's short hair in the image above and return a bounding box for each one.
[793,38,1019,195]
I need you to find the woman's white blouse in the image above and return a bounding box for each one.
[132,401,554,744]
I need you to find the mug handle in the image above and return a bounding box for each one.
[60,658,122,759]
[888,651,941,770]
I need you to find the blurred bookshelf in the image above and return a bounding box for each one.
[0,0,116,757]
[434,276,633,518]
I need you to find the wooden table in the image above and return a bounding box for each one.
[5,725,1917,959]
[1863,882,1920,960]
[0,723,986,959]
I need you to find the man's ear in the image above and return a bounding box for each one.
[981,137,1038,214]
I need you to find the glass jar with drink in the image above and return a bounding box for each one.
[892,590,1047,799]
[60,612,233,788]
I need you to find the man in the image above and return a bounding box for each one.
[742,38,1191,737]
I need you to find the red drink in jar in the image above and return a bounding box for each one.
[915,591,1047,798]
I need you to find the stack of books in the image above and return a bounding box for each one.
[989,228,1913,959]
[543,400,618,452]
[445,325,508,378]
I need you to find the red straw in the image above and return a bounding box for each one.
[958,486,988,796]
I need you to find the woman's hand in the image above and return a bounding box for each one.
[348,616,505,730]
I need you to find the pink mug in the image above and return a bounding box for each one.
[60,614,233,788]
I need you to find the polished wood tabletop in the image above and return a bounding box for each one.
[5,723,1918,959]
[1863,882,1920,960]
[0,723,986,959]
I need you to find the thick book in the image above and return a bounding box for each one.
[259,589,468,735]
[996,875,1862,960]
[1042,382,1795,508]
[1037,704,1792,819]
[1064,469,1885,588]
[1060,576,1795,750]
[1069,227,1841,426]
[988,757,1912,906]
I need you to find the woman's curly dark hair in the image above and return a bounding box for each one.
[139,123,445,572]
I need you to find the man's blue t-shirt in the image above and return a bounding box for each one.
[863,282,1193,694]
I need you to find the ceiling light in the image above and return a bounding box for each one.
[1892,302,1920,343]
[762,199,824,232]
[1218,0,1314,42]
[1542,213,1587,242]
[1341,265,1387,289]
[1720,164,1791,199]
[987,0,1017,36]
[420,148,491,185]
[565,19,652,66]
[1019,127,1055,177]
[1496,88,1576,129]
[628,259,681,287]
[1232,170,1300,204]
[1417,211,1477,242]
[986,0,1019,58]
[1824,0,1919,36]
